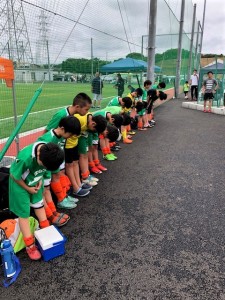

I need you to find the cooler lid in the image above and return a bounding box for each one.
[34,225,64,250]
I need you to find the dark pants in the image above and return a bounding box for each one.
[191,85,198,100]
[118,89,124,97]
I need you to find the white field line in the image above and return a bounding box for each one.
[0,96,115,122]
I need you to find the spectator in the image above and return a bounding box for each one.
[189,69,199,101]
[114,73,125,97]
[91,72,103,109]
[202,71,219,113]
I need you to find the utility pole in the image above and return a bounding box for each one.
[187,3,196,81]
[147,0,157,83]
[175,0,185,98]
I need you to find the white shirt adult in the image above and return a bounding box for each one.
[190,71,199,86]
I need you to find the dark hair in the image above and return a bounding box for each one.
[185,81,188,84]
[135,101,144,113]
[106,125,119,142]
[58,116,81,136]
[39,143,64,171]
[207,71,213,75]
[158,91,167,100]
[72,93,92,107]
[135,88,143,97]
[157,82,166,89]
[92,115,107,133]
[122,97,132,109]
[122,113,131,126]
[111,114,123,128]
[144,80,152,87]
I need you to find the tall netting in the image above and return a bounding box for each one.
[0,0,202,160]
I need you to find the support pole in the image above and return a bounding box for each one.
[198,0,207,62]
[147,0,157,83]
[12,80,19,154]
[91,38,93,79]
[194,21,200,67]
[46,40,51,81]
[175,0,185,98]
[187,3,196,81]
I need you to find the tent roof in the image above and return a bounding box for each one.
[202,62,224,70]
[100,57,161,73]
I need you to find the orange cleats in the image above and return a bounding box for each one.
[90,166,102,174]
[96,164,107,171]
[123,138,133,144]
[26,245,41,260]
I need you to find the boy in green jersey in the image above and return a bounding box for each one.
[9,142,64,260]
[37,116,81,223]
[45,93,92,204]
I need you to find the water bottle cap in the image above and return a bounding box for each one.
[1,239,11,248]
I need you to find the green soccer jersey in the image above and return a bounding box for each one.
[37,129,64,145]
[10,143,47,187]
[92,109,108,118]
[107,97,120,107]
[46,107,69,131]
[103,106,122,115]
[142,89,148,101]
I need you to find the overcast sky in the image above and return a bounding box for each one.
[193,0,225,55]
[1,0,224,64]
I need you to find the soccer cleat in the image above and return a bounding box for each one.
[26,245,41,260]
[67,196,79,204]
[103,154,116,161]
[127,131,136,135]
[111,146,120,151]
[82,178,98,186]
[81,182,93,190]
[90,166,102,174]
[71,188,90,197]
[203,109,207,113]
[96,164,107,171]
[57,197,77,209]
[123,138,133,144]
[115,143,121,149]
[109,153,117,160]
[208,109,211,113]
[88,175,99,182]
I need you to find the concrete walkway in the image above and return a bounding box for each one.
[2,98,225,299]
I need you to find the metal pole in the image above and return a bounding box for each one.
[91,38,93,79]
[194,21,200,67]
[12,79,19,154]
[175,0,185,98]
[199,0,207,59]
[187,3,196,81]
[46,40,51,81]
[147,0,157,83]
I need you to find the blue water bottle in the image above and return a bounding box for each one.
[1,239,16,278]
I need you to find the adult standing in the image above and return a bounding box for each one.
[202,71,218,113]
[189,69,199,101]
[114,73,125,97]
[91,72,103,108]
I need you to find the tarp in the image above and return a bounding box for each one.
[202,62,224,70]
[100,57,161,73]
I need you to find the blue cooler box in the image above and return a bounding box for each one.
[34,225,66,261]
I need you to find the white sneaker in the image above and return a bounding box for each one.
[88,175,99,182]
[82,178,98,186]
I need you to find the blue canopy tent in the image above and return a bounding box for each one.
[100,57,161,73]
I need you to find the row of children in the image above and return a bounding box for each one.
[8,81,167,261]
